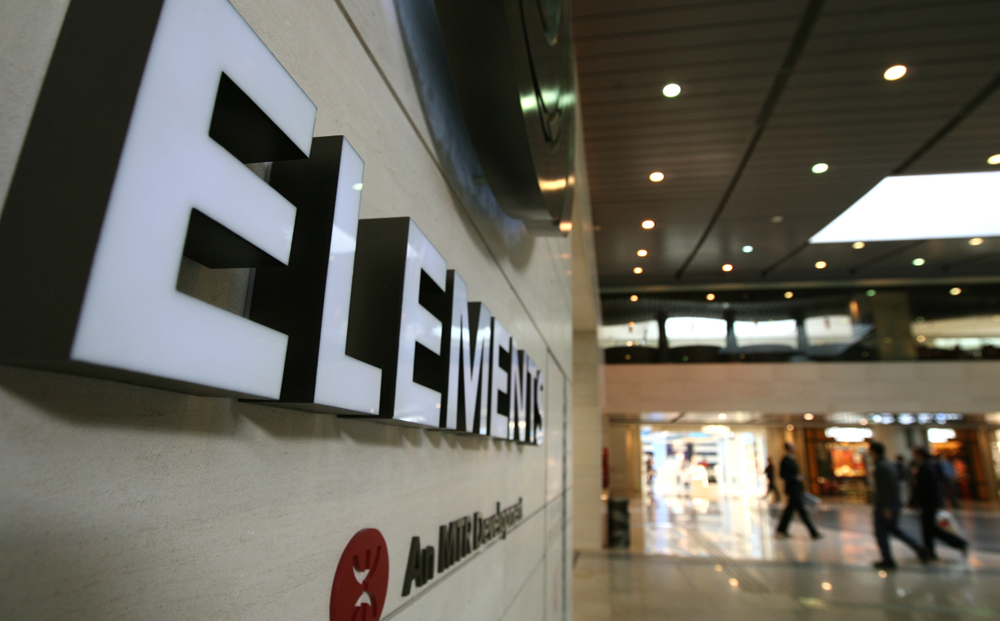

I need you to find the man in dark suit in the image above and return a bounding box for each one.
[870,441,926,569]
[775,442,820,539]
[911,447,968,559]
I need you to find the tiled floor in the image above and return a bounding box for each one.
[574,495,1000,619]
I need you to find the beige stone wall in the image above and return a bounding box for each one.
[0,1,586,619]
[605,361,1000,414]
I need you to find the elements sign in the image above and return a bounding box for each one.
[0,0,544,443]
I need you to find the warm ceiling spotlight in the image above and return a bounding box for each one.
[815,261,827,269]
[729,578,739,587]
[649,172,665,182]
[884,65,907,80]
[719,413,727,420]
[721,264,734,272]
[662,83,681,98]
[811,162,829,174]
[969,237,984,246]
[989,154,1000,165]
[637,249,648,257]
[860,419,869,426]
[628,321,635,328]
[742,245,753,253]
[771,215,784,223]
[706,293,716,301]
[916,335,926,343]
[784,291,794,299]
[633,267,643,274]
[558,221,573,233]
[626,340,633,347]
[852,241,866,249]
[912,257,925,266]
[786,424,794,431]
[642,220,655,229]
[950,287,962,296]
[630,294,639,302]
[821,582,833,592]
[804,413,814,421]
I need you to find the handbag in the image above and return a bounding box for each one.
[935,509,965,538]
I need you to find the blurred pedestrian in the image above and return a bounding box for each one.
[895,454,909,500]
[870,442,927,569]
[911,447,968,560]
[763,458,780,503]
[776,442,821,539]
[936,456,960,509]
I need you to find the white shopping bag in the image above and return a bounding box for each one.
[936,509,966,539]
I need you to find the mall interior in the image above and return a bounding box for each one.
[1,0,999,620]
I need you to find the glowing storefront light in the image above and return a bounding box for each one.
[824,427,873,443]
[927,428,957,444]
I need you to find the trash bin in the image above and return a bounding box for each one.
[607,497,630,548]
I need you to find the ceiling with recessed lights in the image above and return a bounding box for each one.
[573,0,1000,293]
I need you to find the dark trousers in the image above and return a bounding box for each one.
[777,492,818,537]
[765,480,780,502]
[874,508,923,563]
[920,509,966,557]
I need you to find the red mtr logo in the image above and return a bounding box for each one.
[330,529,390,621]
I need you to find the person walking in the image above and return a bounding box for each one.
[763,458,780,503]
[911,447,968,560]
[870,441,927,569]
[775,442,821,539]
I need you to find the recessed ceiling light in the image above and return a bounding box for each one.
[719,413,727,420]
[950,287,962,296]
[812,163,829,174]
[969,237,984,246]
[662,83,681,98]
[559,221,572,232]
[866,289,876,297]
[706,293,716,301]
[884,65,907,80]
[989,154,1000,165]
[771,215,784,223]
[626,340,633,347]
[630,294,638,302]
[916,335,926,343]
[642,220,655,229]
[787,424,794,431]
[784,291,794,299]
[649,172,664,182]
[815,261,827,269]
[722,264,733,272]
[633,267,643,274]
[742,245,753,253]
[852,241,866,249]
[821,582,833,592]
[637,249,648,257]
[804,413,814,421]
[912,257,925,266]
[810,171,1000,243]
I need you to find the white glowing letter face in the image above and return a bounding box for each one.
[68,0,316,396]
[312,142,382,414]
[489,319,512,439]
[443,273,492,434]
[508,344,527,442]
[393,221,448,425]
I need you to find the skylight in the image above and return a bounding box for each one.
[810,171,1000,243]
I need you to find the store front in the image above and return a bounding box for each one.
[804,427,872,500]
[928,427,989,501]
[640,426,767,500]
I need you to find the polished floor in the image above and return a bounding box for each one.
[574,495,1000,620]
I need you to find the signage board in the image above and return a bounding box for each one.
[0,0,544,443]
